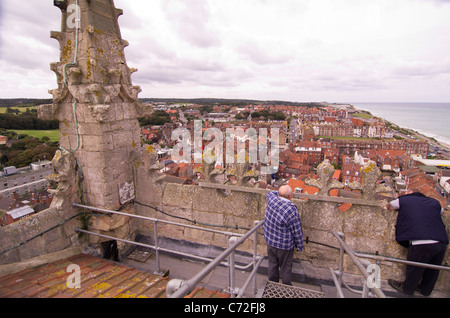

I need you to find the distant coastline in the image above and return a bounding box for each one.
[1,98,449,159]
[350,102,450,159]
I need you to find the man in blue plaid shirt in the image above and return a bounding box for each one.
[263,185,304,285]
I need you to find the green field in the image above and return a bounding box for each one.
[352,112,373,119]
[10,130,60,142]
[0,106,36,114]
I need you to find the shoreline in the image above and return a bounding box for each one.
[350,105,450,160]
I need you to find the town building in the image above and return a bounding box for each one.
[0,205,35,227]
[0,162,53,198]
[0,135,7,145]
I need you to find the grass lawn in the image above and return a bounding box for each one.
[10,130,60,142]
[352,112,373,119]
[0,106,36,114]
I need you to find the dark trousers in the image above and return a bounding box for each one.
[267,245,294,285]
[402,242,447,296]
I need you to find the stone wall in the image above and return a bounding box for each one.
[1,147,448,292]
[134,152,450,290]
[0,151,83,265]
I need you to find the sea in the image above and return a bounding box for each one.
[351,102,450,147]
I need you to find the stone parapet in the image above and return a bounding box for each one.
[133,155,449,291]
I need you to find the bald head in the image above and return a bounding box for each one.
[279,185,293,200]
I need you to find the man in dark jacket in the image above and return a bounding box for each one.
[386,192,448,296]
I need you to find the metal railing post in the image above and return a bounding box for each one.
[168,220,265,298]
[331,231,386,298]
[229,236,239,297]
[154,220,161,275]
[253,220,259,295]
[337,231,345,291]
[330,268,345,298]
[237,256,264,298]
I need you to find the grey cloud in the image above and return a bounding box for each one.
[238,41,293,65]
[392,60,450,77]
[0,1,59,71]
[161,0,221,48]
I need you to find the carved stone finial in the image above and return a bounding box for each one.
[306,159,343,195]
[46,150,80,210]
[359,160,391,200]
[226,162,258,187]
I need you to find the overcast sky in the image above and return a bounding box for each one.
[1,0,450,103]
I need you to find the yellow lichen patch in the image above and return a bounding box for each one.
[133,161,144,169]
[86,59,92,80]
[47,173,58,181]
[115,292,136,298]
[52,151,61,162]
[146,145,156,154]
[62,119,70,128]
[361,162,376,173]
[54,269,66,276]
[92,282,111,291]
[62,44,73,62]
[194,166,203,173]
[47,283,69,296]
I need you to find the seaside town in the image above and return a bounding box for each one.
[1,100,449,226]
[141,101,449,204]
[1,1,449,302]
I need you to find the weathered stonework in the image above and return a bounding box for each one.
[36,0,153,254]
[38,0,151,210]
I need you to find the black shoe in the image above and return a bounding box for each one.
[388,279,413,297]
[388,279,404,292]
[416,285,431,297]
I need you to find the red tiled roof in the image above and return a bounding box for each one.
[0,253,229,299]
[287,178,304,192]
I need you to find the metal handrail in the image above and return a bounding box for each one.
[330,231,450,298]
[73,203,265,297]
[237,256,265,298]
[168,220,265,298]
[355,252,450,272]
[72,203,251,272]
[331,231,386,298]
[72,203,242,237]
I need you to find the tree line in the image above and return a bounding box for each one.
[0,99,52,107]
[0,111,59,130]
[138,110,172,126]
[0,131,59,169]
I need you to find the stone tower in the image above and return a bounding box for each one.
[39,0,151,210]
